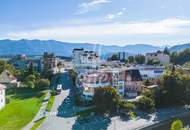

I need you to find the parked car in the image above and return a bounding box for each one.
[56,84,62,94]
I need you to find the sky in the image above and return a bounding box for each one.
[0,0,190,46]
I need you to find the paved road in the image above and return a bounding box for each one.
[38,71,77,130]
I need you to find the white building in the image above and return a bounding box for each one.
[73,48,100,74]
[134,65,165,79]
[0,84,6,110]
[145,52,170,64]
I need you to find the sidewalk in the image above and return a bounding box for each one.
[22,91,51,130]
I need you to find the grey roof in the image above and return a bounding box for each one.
[0,70,17,84]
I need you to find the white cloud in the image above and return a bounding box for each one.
[105,8,127,20]
[77,0,111,14]
[3,18,190,45]
[106,14,115,19]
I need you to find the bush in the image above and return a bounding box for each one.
[128,111,137,119]
[50,90,57,95]
[26,81,35,88]
[119,100,136,110]
[36,79,50,89]
[171,119,183,130]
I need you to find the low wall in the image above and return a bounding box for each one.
[138,111,190,130]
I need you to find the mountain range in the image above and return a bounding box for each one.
[0,39,189,56]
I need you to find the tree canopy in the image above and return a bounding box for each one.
[93,87,121,113]
[170,49,190,65]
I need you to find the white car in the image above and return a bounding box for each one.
[56,84,62,94]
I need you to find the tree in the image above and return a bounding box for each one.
[155,70,190,106]
[109,54,119,61]
[128,56,134,63]
[147,59,160,65]
[93,87,121,113]
[0,60,16,75]
[170,49,190,65]
[36,79,50,89]
[142,88,154,98]
[42,52,55,80]
[144,79,151,86]
[135,54,145,64]
[183,61,190,68]
[138,96,155,112]
[163,47,170,55]
[26,81,35,88]
[26,63,35,75]
[69,69,77,83]
[119,100,136,110]
[171,119,183,130]
[25,74,36,83]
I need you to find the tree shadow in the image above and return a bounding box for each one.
[72,115,111,130]
[11,91,45,100]
[56,94,76,118]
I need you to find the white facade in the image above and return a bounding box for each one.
[135,65,165,79]
[0,84,6,110]
[146,52,170,64]
[73,48,100,75]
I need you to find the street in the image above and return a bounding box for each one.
[38,71,77,130]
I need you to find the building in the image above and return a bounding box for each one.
[0,84,6,110]
[78,67,143,100]
[134,65,165,79]
[119,52,128,62]
[9,55,42,72]
[40,52,60,74]
[145,52,170,64]
[0,70,17,87]
[73,48,100,74]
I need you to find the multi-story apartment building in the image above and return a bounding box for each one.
[0,84,6,110]
[145,52,170,64]
[73,48,100,74]
[78,67,142,100]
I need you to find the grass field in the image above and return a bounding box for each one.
[46,95,55,112]
[0,88,46,130]
[30,117,46,130]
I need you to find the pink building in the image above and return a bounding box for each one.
[78,68,143,100]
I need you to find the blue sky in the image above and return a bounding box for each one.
[0,0,190,46]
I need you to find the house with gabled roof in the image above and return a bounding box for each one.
[0,70,17,87]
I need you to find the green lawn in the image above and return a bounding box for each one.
[0,88,46,130]
[30,117,46,130]
[46,95,55,112]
